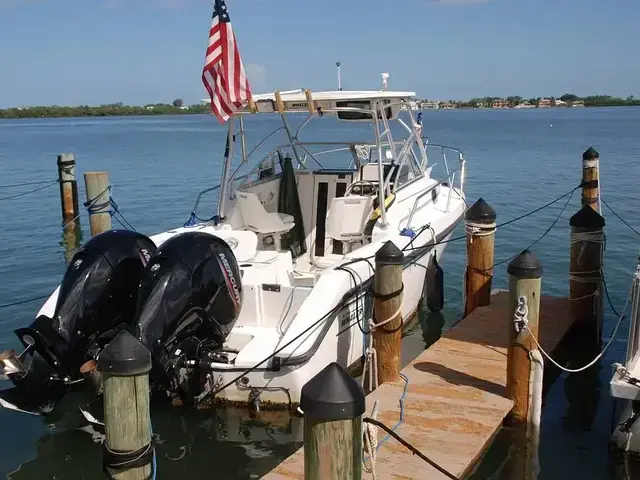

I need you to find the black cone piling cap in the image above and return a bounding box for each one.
[375,240,404,265]
[300,362,365,421]
[97,329,151,376]
[570,204,605,228]
[507,249,543,279]
[465,197,496,223]
[583,147,599,160]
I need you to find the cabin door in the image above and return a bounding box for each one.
[311,171,355,257]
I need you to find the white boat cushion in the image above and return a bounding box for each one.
[236,191,295,234]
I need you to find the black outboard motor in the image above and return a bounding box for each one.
[0,229,156,414]
[133,231,243,405]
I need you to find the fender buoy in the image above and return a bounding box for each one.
[425,253,444,312]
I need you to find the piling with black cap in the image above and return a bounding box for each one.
[372,240,404,389]
[507,250,543,426]
[464,198,497,317]
[581,147,600,212]
[301,362,365,480]
[98,329,153,480]
[569,204,606,344]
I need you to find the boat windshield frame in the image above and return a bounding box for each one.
[216,94,429,228]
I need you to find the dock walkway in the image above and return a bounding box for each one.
[265,292,574,479]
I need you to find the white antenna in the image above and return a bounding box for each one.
[381,73,389,91]
[336,62,342,91]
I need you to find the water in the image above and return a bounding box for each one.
[0,107,639,479]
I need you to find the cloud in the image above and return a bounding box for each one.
[245,64,267,91]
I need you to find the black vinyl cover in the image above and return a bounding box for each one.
[278,155,307,257]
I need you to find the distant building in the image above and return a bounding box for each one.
[554,99,568,107]
[538,98,553,108]
[571,100,585,107]
[492,99,507,108]
[421,101,440,109]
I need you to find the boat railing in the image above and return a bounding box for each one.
[403,142,466,229]
[625,264,640,370]
[188,139,465,223]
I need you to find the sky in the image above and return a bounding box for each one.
[0,0,638,107]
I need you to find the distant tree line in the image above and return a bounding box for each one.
[455,94,640,108]
[0,101,210,119]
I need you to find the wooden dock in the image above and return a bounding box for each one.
[265,292,574,479]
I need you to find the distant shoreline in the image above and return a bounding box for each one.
[1,98,638,119]
[0,103,210,120]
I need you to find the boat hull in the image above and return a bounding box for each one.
[204,224,458,409]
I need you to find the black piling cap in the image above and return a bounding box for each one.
[570,204,605,229]
[97,329,152,376]
[300,362,366,422]
[465,197,496,224]
[583,147,599,160]
[507,249,543,279]
[375,240,404,266]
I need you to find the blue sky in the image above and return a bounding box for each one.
[0,0,637,107]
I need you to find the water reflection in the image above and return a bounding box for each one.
[60,219,83,264]
[562,326,603,432]
[7,402,303,480]
[421,311,445,349]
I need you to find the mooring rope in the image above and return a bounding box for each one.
[513,277,633,374]
[0,179,58,202]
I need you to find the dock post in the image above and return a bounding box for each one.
[507,250,543,426]
[98,330,154,480]
[463,198,497,317]
[372,240,404,386]
[57,153,79,222]
[581,147,600,212]
[84,171,112,236]
[569,205,606,344]
[301,362,365,480]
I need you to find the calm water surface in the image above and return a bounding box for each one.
[1,108,639,479]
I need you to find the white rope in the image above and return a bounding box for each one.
[360,290,404,477]
[362,341,378,392]
[513,283,632,373]
[361,304,403,392]
[362,401,379,479]
[465,221,496,243]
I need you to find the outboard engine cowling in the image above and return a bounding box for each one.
[0,229,156,414]
[133,231,243,404]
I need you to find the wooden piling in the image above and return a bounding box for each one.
[569,205,605,343]
[581,147,600,212]
[372,241,404,386]
[464,198,497,317]
[300,362,365,480]
[98,330,153,480]
[507,249,543,426]
[84,171,112,236]
[57,153,79,222]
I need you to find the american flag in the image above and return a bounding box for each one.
[202,0,252,124]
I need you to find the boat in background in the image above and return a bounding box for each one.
[610,258,640,452]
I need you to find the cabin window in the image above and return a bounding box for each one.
[336,100,393,121]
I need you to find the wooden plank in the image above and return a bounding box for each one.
[265,293,574,479]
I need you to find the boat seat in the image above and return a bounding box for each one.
[236,190,294,250]
[325,195,373,253]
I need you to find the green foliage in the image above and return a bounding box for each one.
[0,103,210,119]
[172,98,184,108]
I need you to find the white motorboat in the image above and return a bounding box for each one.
[0,89,466,414]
